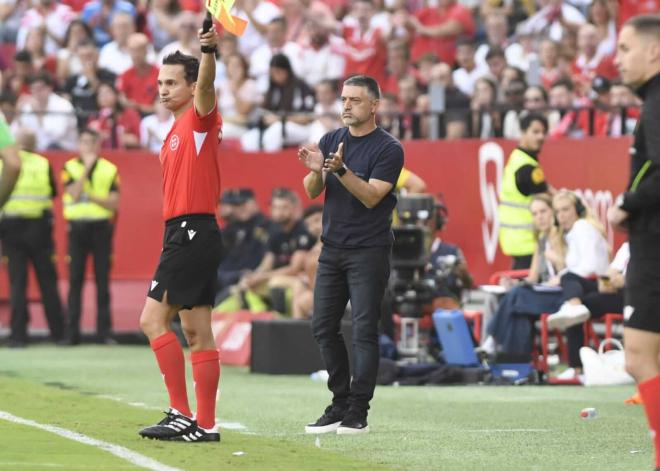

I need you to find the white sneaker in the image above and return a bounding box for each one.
[556,367,577,380]
[546,303,590,331]
[480,335,496,355]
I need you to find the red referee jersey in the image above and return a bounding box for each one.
[159,104,223,221]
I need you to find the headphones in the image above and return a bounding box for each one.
[573,194,587,218]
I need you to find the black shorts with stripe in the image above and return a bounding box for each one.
[625,236,660,334]
[148,214,223,309]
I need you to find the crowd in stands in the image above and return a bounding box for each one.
[0,0,655,153]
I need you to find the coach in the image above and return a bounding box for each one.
[298,75,403,435]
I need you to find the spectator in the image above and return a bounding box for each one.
[377,92,402,139]
[87,81,141,149]
[307,79,342,145]
[335,0,387,85]
[215,53,262,140]
[522,85,561,133]
[98,11,154,76]
[382,41,415,95]
[609,81,641,137]
[415,52,439,91]
[22,27,57,78]
[16,0,76,55]
[241,54,315,152]
[62,41,116,130]
[453,38,489,96]
[471,76,502,138]
[13,72,77,150]
[558,242,629,381]
[538,39,562,90]
[502,78,528,139]
[81,0,137,48]
[116,33,159,116]
[4,51,34,98]
[281,0,334,46]
[291,204,324,319]
[249,17,303,94]
[548,77,585,137]
[397,75,421,140]
[233,0,283,58]
[214,34,239,86]
[0,0,28,44]
[546,190,610,330]
[55,19,95,84]
[517,0,585,43]
[0,91,18,125]
[428,62,470,139]
[144,0,180,52]
[475,13,525,71]
[572,23,611,95]
[405,0,476,65]
[156,11,201,64]
[588,0,617,59]
[484,193,567,356]
[139,100,174,153]
[298,19,345,88]
[484,45,508,86]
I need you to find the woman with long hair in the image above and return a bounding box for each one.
[87,81,141,149]
[56,19,94,83]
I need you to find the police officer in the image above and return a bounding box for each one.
[498,113,553,269]
[1,128,63,347]
[61,128,120,345]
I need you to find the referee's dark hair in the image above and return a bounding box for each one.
[344,75,381,100]
[625,14,660,39]
[303,204,323,219]
[162,51,199,84]
[519,112,548,133]
[80,127,101,140]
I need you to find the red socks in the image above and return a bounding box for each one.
[191,350,221,430]
[639,375,660,468]
[150,332,192,418]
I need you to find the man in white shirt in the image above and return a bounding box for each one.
[453,38,489,96]
[13,72,77,150]
[99,11,155,76]
[298,19,345,88]
[234,0,282,58]
[517,0,585,43]
[16,0,75,55]
[249,17,303,94]
[156,11,202,64]
[475,13,525,71]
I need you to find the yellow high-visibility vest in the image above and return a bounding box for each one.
[498,148,539,256]
[62,158,117,221]
[1,150,53,219]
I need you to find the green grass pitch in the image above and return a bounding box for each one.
[0,345,653,470]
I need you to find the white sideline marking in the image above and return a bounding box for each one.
[0,463,65,468]
[466,428,553,433]
[0,411,183,471]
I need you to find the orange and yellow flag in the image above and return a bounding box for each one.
[206,0,248,37]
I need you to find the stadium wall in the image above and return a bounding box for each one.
[0,136,630,303]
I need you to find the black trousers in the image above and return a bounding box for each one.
[312,244,390,414]
[1,216,64,343]
[67,220,113,342]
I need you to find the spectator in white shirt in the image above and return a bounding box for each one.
[99,11,155,76]
[13,72,77,150]
[306,79,342,144]
[453,38,489,97]
[16,0,76,55]
[249,17,303,94]
[140,100,174,153]
[475,13,524,71]
[234,0,282,58]
[546,190,610,330]
[156,11,202,64]
[298,19,345,88]
[0,0,28,43]
[517,0,585,43]
[216,53,262,140]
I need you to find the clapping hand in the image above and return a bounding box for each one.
[298,146,325,173]
[323,143,344,173]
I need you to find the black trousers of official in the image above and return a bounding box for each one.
[67,220,113,342]
[1,216,64,343]
[312,244,390,414]
[511,254,533,270]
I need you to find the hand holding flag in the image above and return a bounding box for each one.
[205,0,248,37]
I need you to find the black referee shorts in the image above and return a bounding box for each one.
[625,236,660,334]
[148,214,223,309]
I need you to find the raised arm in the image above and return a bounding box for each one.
[194,22,218,117]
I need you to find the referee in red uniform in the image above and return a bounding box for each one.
[137,23,224,442]
[609,14,660,470]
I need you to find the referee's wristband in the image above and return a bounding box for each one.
[201,45,217,54]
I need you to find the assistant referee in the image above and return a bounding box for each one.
[137,24,223,443]
[609,14,660,470]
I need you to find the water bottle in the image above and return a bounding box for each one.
[580,407,597,419]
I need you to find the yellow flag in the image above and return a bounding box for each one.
[206,0,248,37]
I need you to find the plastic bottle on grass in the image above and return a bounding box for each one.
[580,407,597,419]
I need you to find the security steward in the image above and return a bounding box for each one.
[0,128,64,347]
[498,113,553,270]
[61,128,119,345]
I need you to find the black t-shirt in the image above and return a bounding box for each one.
[514,148,548,196]
[267,219,315,268]
[319,127,404,248]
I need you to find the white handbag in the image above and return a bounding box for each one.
[579,338,635,386]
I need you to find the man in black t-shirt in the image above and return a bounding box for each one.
[298,75,404,435]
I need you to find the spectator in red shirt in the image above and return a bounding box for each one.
[22,27,57,79]
[336,0,387,85]
[4,50,34,99]
[117,33,159,117]
[539,39,563,90]
[88,81,141,148]
[382,40,414,96]
[405,0,475,65]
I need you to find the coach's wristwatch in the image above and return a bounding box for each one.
[335,164,348,177]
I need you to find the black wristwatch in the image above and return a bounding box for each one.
[335,164,348,177]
